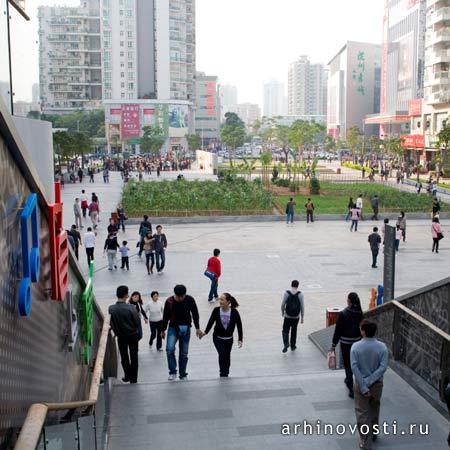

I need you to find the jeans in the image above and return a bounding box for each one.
[145,252,155,273]
[118,218,125,232]
[306,210,314,223]
[75,214,82,229]
[350,220,358,231]
[117,336,139,382]
[208,277,218,301]
[81,206,87,218]
[86,247,94,265]
[286,212,294,223]
[166,326,190,378]
[282,317,300,348]
[371,250,379,267]
[394,239,399,252]
[121,256,129,270]
[354,381,383,450]
[213,336,234,376]
[107,250,117,269]
[150,320,163,349]
[345,210,351,221]
[155,250,165,272]
[340,342,355,392]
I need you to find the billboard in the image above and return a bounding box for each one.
[108,123,120,141]
[120,104,140,140]
[169,105,189,138]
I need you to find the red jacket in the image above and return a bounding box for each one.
[207,256,221,278]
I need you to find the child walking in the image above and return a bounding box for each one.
[119,240,130,270]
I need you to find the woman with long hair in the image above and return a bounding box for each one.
[331,292,363,398]
[129,292,148,340]
[432,217,443,253]
[201,293,243,378]
[143,232,155,274]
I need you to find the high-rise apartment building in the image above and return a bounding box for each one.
[38,1,102,114]
[101,0,195,102]
[288,55,327,117]
[32,83,40,104]
[219,84,238,119]
[228,103,261,127]
[327,41,381,139]
[365,0,426,136]
[195,72,220,145]
[263,80,286,117]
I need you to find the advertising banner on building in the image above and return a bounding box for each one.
[401,134,424,148]
[108,123,120,140]
[154,104,169,136]
[169,105,189,138]
[408,99,422,117]
[121,104,140,140]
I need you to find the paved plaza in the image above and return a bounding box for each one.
[61,172,450,450]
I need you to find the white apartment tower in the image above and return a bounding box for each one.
[101,0,195,102]
[288,55,327,117]
[263,80,286,117]
[219,84,238,119]
[38,1,102,113]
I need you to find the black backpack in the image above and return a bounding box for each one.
[285,291,301,316]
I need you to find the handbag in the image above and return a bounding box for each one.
[327,350,336,370]
[204,270,216,281]
[438,232,444,240]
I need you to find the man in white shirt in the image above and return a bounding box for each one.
[356,194,364,220]
[83,227,96,265]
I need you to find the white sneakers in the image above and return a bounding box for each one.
[168,374,176,381]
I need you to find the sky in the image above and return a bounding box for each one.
[10,0,384,106]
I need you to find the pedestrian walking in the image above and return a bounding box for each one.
[103,168,109,183]
[83,227,96,265]
[88,167,95,183]
[73,198,83,229]
[396,212,406,242]
[80,190,89,218]
[77,167,83,183]
[161,284,203,381]
[415,181,422,194]
[109,285,141,384]
[285,197,296,224]
[351,320,388,450]
[305,198,315,223]
[88,201,99,229]
[153,225,167,273]
[138,215,152,257]
[370,195,379,221]
[68,224,82,260]
[119,240,130,270]
[356,194,364,220]
[144,291,164,350]
[368,227,382,268]
[104,233,120,270]
[117,203,126,232]
[432,217,443,253]
[205,249,221,303]
[129,292,149,331]
[201,293,243,378]
[350,207,361,232]
[432,181,438,197]
[281,280,304,353]
[346,197,355,221]
[107,218,119,236]
[143,232,155,274]
[394,225,402,252]
[331,292,363,399]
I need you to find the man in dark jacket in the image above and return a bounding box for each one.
[153,225,168,273]
[67,224,82,260]
[332,292,363,398]
[370,195,379,221]
[368,227,382,268]
[138,215,152,257]
[161,284,202,381]
[109,285,141,383]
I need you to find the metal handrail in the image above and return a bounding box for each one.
[14,315,111,450]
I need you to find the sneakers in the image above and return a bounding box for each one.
[179,376,188,381]
[168,374,176,381]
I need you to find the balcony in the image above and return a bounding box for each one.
[426,49,450,65]
[426,90,450,104]
[428,7,450,26]
[428,29,450,46]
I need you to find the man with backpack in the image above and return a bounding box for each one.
[281,280,305,353]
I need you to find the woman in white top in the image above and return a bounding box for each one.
[144,291,164,350]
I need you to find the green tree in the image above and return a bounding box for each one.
[72,132,92,167]
[438,122,450,177]
[53,131,76,166]
[325,135,336,152]
[260,151,272,188]
[383,137,404,163]
[274,125,290,163]
[221,113,246,165]
[288,120,314,162]
[42,110,105,138]
[347,126,363,163]
[140,125,166,155]
[187,134,201,151]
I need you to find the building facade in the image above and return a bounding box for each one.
[228,103,261,127]
[327,41,381,139]
[288,55,327,117]
[38,1,102,114]
[219,84,238,120]
[195,72,220,146]
[263,80,286,117]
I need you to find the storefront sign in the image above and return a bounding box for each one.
[408,99,422,117]
[401,134,424,148]
[121,104,140,140]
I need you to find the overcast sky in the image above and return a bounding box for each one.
[11,0,383,105]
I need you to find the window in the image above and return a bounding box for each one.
[127,31,133,38]
[119,10,124,16]
[120,51,124,57]
[120,30,124,36]
[128,82,134,90]
[127,41,133,48]
[128,62,133,69]
[121,92,125,99]
[128,52,134,60]
[120,62,124,68]
[120,41,124,47]
[126,10,133,17]
[121,82,125,88]
[121,72,125,78]
[128,72,134,79]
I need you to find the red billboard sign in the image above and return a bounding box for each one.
[401,134,424,149]
[110,108,121,115]
[143,108,155,115]
[408,99,422,117]
[121,104,140,140]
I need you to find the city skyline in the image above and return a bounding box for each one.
[10,0,383,108]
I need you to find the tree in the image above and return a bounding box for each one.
[42,110,105,138]
[274,125,290,163]
[288,120,314,162]
[241,157,257,181]
[140,125,166,155]
[53,131,76,166]
[221,114,246,165]
[72,132,92,167]
[325,135,336,152]
[383,137,404,163]
[347,126,363,163]
[438,122,450,177]
[260,151,272,188]
[187,134,201,151]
